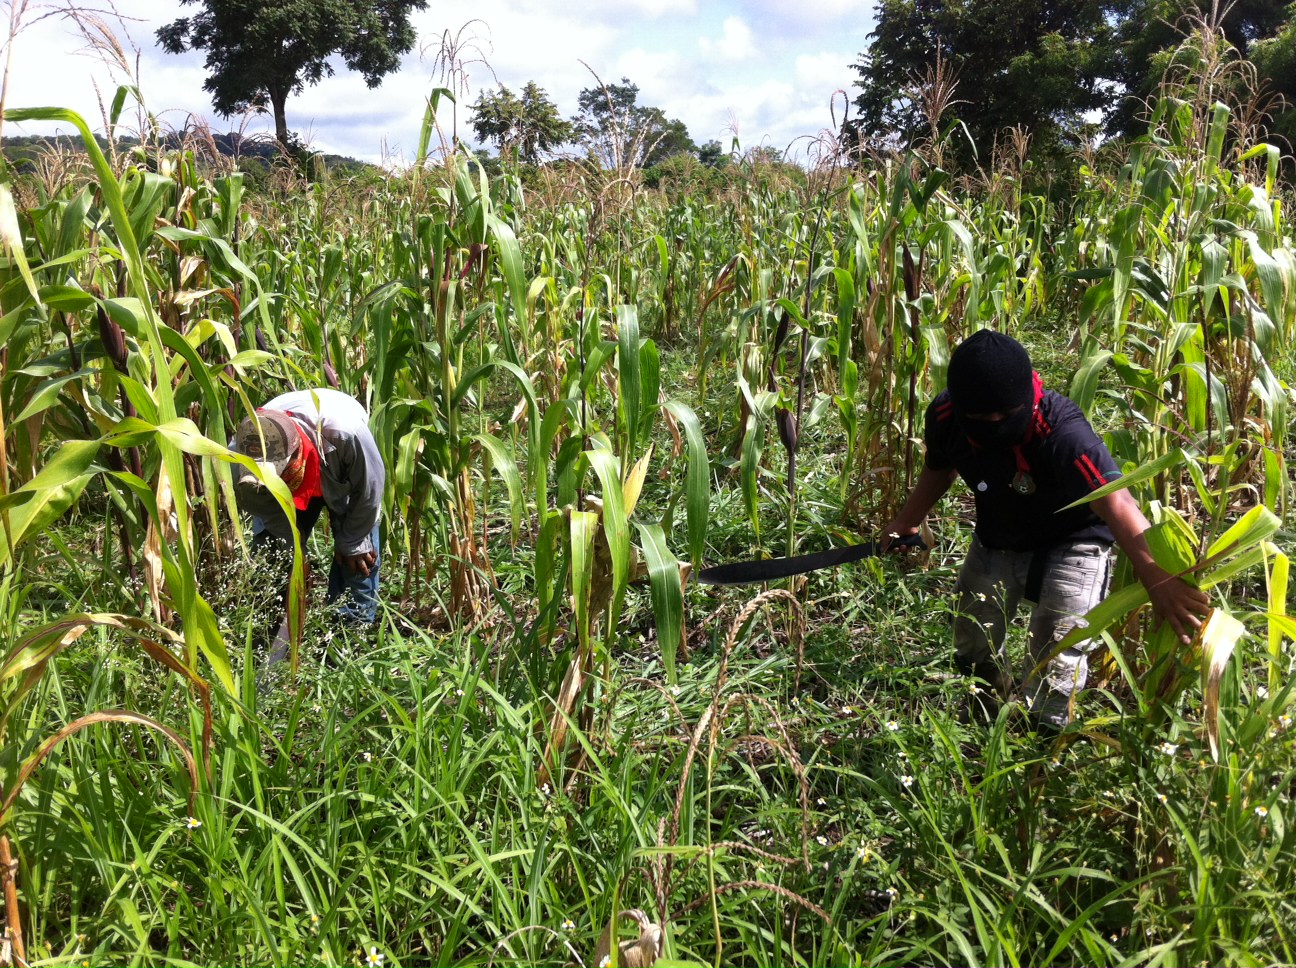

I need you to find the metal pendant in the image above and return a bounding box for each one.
[1011,471,1036,495]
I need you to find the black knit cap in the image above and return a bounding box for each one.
[946,330,1034,416]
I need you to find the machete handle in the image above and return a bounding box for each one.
[884,532,927,552]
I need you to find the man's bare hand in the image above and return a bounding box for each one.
[1091,489,1211,645]
[1141,566,1211,644]
[338,550,377,577]
[879,519,921,552]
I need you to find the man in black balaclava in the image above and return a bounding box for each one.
[881,330,1209,731]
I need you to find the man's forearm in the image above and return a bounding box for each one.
[890,465,958,531]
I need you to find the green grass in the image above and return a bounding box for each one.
[6,522,1294,966]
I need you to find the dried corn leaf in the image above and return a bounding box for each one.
[621,446,653,519]
[143,462,174,623]
[1200,608,1246,762]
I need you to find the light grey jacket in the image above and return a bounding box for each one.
[258,388,384,556]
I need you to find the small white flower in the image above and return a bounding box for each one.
[362,751,373,763]
[455,688,464,697]
[366,946,385,967]
[900,774,915,788]
[185,817,202,830]
[816,835,828,846]
[842,706,854,715]
[561,918,575,931]
[885,886,898,898]
[968,683,981,695]
[540,783,551,796]
[886,720,900,731]
[599,956,611,968]
[1156,793,1168,805]
[1157,742,1178,756]
[816,797,827,806]
[856,846,872,862]
[1278,714,1292,729]
[1255,805,1270,818]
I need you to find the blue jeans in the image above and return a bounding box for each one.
[326,523,381,623]
[252,497,381,625]
[953,537,1114,727]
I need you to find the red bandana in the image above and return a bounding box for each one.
[280,423,323,510]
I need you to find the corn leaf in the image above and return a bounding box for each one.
[616,305,642,459]
[585,449,630,641]
[0,181,40,303]
[662,401,710,570]
[569,510,598,654]
[0,439,99,571]
[1205,504,1280,562]
[1267,548,1290,696]
[473,433,524,543]
[634,522,684,684]
[1060,448,1188,510]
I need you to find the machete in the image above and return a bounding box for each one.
[697,533,926,586]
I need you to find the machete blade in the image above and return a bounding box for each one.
[696,534,925,586]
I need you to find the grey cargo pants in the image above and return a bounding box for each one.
[954,536,1114,728]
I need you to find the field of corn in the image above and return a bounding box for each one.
[1,49,1296,968]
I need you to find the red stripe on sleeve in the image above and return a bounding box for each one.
[1075,454,1107,491]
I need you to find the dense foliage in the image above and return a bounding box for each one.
[0,34,1295,967]
[850,0,1296,170]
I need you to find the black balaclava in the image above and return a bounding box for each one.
[946,330,1035,448]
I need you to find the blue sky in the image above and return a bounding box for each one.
[4,0,877,164]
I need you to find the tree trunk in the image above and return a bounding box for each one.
[269,85,289,150]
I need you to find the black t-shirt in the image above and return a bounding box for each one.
[925,389,1119,551]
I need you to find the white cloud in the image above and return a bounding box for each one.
[698,16,757,62]
[744,0,873,27]
[1,0,876,164]
[597,0,697,18]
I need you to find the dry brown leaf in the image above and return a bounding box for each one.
[143,464,174,623]
[1200,608,1246,762]
[593,909,664,968]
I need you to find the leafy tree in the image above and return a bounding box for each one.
[1104,0,1291,137]
[157,0,428,149]
[1250,4,1296,148]
[571,78,695,169]
[848,0,1113,167]
[698,139,730,168]
[469,82,572,164]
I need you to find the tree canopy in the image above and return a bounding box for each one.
[849,0,1296,168]
[1104,0,1292,137]
[571,78,696,169]
[849,0,1112,166]
[469,82,572,165]
[157,0,428,149]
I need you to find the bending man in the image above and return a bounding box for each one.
[231,388,385,643]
